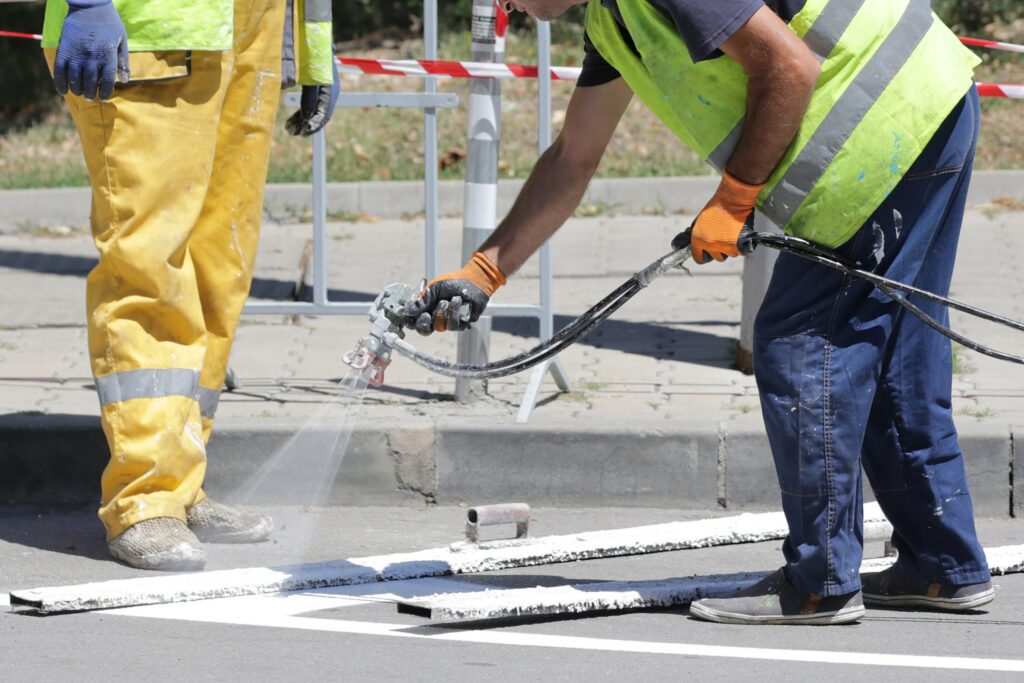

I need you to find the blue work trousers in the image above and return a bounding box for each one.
[754,87,991,597]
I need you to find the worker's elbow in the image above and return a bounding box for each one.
[549,134,603,181]
[792,54,821,93]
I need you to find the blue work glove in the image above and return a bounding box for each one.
[285,58,340,136]
[53,0,130,101]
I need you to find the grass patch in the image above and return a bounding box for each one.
[958,406,995,419]
[977,195,1024,219]
[952,343,976,376]
[15,220,87,238]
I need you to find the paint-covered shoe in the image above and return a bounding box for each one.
[690,568,864,625]
[187,498,273,543]
[108,517,207,571]
[861,566,994,611]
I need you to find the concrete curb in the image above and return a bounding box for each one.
[1,413,1015,516]
[3,170,1023,232]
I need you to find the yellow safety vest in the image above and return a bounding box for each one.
[585,0,979,246]
[42,0,334,86]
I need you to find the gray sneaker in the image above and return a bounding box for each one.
[690,568,865,625]
[861,566,994,611]
[186,498,273,543]
[108,518,207,571]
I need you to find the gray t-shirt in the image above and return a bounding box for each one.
[578,0,808,87]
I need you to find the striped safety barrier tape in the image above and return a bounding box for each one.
[977,82,1024,99]
[0,29,41,40]
[336,56,581,81]
[960,36,1024,55]
[1,29,1020,97]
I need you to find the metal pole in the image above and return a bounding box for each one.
[736,216,780,373]
[456,0,506,402]
[312,128,328,306]
[424,0,440,280]
[537,19,554,337]
[516,19,571,423]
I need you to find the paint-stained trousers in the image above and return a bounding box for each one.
[47,0,285,539]
[754,87,991,596]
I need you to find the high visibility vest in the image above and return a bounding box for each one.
[585,0,980,247]
[42,0,335,86]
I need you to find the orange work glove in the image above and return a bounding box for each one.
[403,251,507,335]
[690,170,764,264]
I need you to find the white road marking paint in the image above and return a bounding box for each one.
[403,544,1024,624]
[111,588,1024,673]
[10,505,892,614]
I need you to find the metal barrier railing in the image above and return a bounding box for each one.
[241,0,569,421]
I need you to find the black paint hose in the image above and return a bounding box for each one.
[389,230,1024,379]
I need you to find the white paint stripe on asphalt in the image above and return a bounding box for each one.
[406,544,1024,623]
[109,576,481,620]
[112,603,1024,673]
[11,505,891,613]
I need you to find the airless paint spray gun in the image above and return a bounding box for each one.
[343,231,1024,389]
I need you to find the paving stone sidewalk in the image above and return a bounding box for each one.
[0,209,1021,514]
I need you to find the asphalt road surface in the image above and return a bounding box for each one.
[2,505,1022,681]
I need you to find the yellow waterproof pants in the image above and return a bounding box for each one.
[47,0,285,539]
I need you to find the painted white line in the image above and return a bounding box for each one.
[400,544,1024,624]
[11,505,891,614]
[401,573,766,623]
[113,605,1024,673]
[112,576,473,619]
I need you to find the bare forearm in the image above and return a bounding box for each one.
[479,141,596,276]
[720,5,821,185]
[726,66,817,184]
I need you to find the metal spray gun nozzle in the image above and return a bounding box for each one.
[342,283,416,388]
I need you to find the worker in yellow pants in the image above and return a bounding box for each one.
[42,0,337,570]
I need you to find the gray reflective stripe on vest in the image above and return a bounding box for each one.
[197,387,222,420]
[707,0,867,172]
[761,0,933,228]
[95,368,199,407]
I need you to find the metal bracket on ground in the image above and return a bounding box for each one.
[464,503,530,543]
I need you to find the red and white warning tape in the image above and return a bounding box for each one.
[333,56,1024,99]
[336,56,582,81]
[960,36,1024,55]
[2,29,1021,98]
[0,29,41,40]
[977,82,1024,99]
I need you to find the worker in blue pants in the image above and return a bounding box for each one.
[753,88,991,606]
[409,0,995,624]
